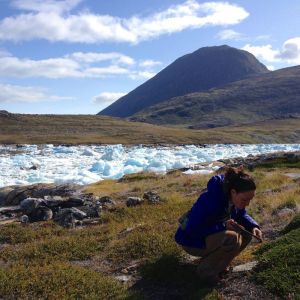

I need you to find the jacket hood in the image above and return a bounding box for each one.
[207,174,225,197]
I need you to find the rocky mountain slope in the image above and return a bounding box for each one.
[98,45,269,118]
[130,65,300,128]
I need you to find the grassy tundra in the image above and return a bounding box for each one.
[0,113,300,144]
[0,157,299,299]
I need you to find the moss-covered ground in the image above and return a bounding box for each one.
[0,157,299,299]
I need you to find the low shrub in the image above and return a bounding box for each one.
[0,222,64,244]
[254,219,300,298]
[0,262,135,299]
[281,213,300,234]
[0,234,108,262]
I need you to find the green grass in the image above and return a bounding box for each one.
[254,157,300,169]
[0,161,299,299]
[281,213,300,234]
[0,262,135,300]
[254,214,300,298]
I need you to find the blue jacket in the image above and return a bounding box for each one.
[175,174,259,248]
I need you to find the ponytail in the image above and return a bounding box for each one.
[223,166,256,196]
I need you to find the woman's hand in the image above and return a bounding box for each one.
[252,227,263,240]
[225,219,244,232]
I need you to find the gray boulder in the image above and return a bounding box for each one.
[126,197,143,207]
[143,191,161,204]
[20,198,45,214]
[28,206,53,222]
[54,207,87,228]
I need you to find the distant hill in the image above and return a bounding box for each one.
[98,45,269,117]
[130,65,300,128]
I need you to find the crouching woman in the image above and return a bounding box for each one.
[175,167,262,284]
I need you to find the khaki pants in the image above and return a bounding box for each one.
[182,230,252,279]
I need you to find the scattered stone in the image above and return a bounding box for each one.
[80,203,102,218]
[126,197,143,207]
[29,165,38,170]
[143,191,160,204]
[54,207,87,228]
[20,198,45,214]
[20,215,29,224]
[0,205,22,214]
[276,207,295,218]
[98,196,116,209]
[114,274,135,283]
[285,173,300,179]
[28,206,53,222]
[232,261,258,272]
[118,224,144,237]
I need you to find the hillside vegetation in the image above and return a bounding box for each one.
[0,156,299,299]
[131,65,300,128]
[0,112,300,144]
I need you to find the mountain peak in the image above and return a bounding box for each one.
[98,45,269,118]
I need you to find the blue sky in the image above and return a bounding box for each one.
[0,0,299,114]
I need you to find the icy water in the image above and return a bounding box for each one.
[0,144,299,188]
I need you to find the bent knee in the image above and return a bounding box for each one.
[222,231,241,252]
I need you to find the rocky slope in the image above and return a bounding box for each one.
[131,65,300,128]
[98,45,269,117]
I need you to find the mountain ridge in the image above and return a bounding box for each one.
[98,45,269,117]
[130,65,300,128]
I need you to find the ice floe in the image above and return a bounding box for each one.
[0,144,299,188]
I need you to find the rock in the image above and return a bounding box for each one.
[20,198,45,214]
[29,165,38,170]
[126,197,143,207]
[79,204,102,218]
[276,207,295,218]
[0,205,22,214]
[232,261,258,272]
[98,196,116,209]
[0,183,82,206]
[118,224,144,237]
[28,206,53,222]
[143,191,160,204]
[20,215,29,224]
[285,173,300,179]
[54,207,87,228]
[0,186,17,206]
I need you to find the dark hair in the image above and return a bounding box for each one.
[223,166,256,196]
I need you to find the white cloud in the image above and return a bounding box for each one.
[243,37,300,65]
[217,29,243,41]
[139,60,162,68]
[242,44,280,63]
[0,1,249,43]
[255,35,271,41]
[0,56,82,78]
[129,71,157,80]
[0,51,161,79]
[11,0,82,13]
[266,65,275,71]
[84,66,130,77]
[92,92,126,105]
[69,52,135,65]
[278,37,300,63]
[0,83,71,103]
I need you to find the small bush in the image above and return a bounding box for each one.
[281,213,300,234]
[254,228,300,297]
